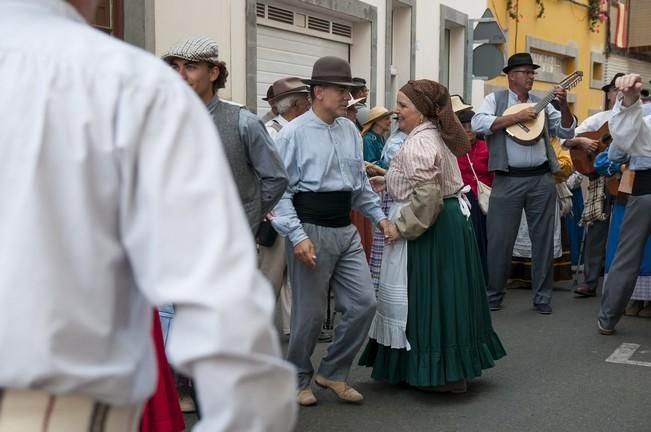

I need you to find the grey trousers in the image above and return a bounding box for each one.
[598,194,651,329]
[258,236,292,333]
[487,172,556,306]
[583,217,610,290]
[286,223,376,389]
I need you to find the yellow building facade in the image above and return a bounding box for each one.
[486,0,607,122]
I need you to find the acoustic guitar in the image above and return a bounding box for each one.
[504,71,583,145]
[569,122,611,175]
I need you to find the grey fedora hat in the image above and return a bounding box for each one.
[302,56,363,88]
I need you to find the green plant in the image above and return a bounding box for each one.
[588,0,608,32]
[506,0,520,20]
[535,0,545,18]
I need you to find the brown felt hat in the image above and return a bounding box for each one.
[302,56,363,88]
[267,77,310,103]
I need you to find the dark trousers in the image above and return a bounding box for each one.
[487,172,556,306]
[583,217,610,291]
[598,195,651,329]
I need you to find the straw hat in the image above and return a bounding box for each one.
[450,94,472,113]
[361,106,392,135]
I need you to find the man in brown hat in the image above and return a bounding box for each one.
[271,56,393,406]
[472,52,575,315]
[564,73,623,299]
[260,77,312,337]
[163,36,288,236]
[265,77,311,139]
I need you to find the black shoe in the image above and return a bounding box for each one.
[534,303,552,314]
[489,303,502,312]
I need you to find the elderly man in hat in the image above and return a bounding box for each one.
[265,77,311,139]
[272,56,392,406]
[0,1,296,431]
[163,36,288,236]
[563,73,624,299]
[472,52,575,315]
[259,77,311,337]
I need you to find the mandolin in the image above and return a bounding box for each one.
[569,122,611,175]
[504,71,583,145]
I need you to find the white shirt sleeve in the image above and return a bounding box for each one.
[609,97,651,156]
[117,83,297,432]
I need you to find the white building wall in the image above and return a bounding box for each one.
[151,0,487,108]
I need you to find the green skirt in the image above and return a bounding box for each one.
[359,198,506,386]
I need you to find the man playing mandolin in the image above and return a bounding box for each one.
[472,52,576,315]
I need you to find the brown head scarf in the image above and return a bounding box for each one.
[400,79,470,156]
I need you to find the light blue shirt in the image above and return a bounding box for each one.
[381,130,407,166]
[272,109,385,246]
[472,89,575,167]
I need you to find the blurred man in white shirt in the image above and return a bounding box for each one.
[0,0,296,431]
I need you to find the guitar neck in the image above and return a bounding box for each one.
[533,92,557,113]
[532,71,583,113]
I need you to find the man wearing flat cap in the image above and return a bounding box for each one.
[564,73,624,299]
[163,36,288,236]
[472,52,575,315]
[271,56,392,406]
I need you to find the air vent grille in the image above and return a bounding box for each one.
[332,22,352,38]
[308,16,330,33]
[267,5,294,25]
[256,2,265,18]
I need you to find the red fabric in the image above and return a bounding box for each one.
[140,310,185,432]
[456,138,493,196]
[350,210,373,259]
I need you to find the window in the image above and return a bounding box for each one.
[531,51,563,76]
[93,0,123,39]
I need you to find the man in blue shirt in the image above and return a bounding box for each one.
[272,56,391,406]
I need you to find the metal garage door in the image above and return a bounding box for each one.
[605,54,651,84]
[256,25,350,116]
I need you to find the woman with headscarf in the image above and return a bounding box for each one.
[359,80,505,392]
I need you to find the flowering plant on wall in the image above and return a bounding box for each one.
[588,0,608,32]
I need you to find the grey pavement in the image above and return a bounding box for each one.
[186,280,651,432]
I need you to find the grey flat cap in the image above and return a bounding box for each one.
[163,36,220,65]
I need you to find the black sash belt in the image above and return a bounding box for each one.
[632,169,651,196]
[496,161,550,177]
[293,191,352,227]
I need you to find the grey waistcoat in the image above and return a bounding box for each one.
[488,90,560,174]
[207,97,262,234]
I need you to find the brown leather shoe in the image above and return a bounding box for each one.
[297,388,318,406]
[574,286,596,297]
[315,375,364,403]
